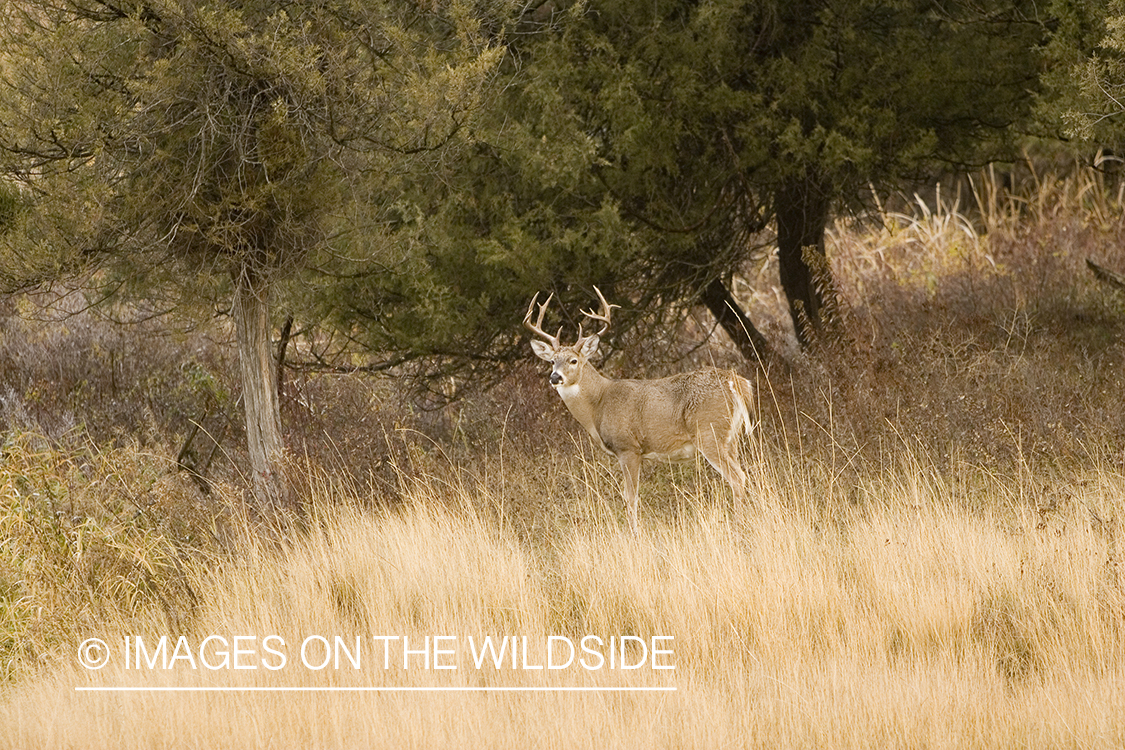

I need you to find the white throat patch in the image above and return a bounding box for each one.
[556,382,582,403]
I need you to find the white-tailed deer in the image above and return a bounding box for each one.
[525,287,755,532]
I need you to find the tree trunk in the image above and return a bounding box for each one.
[700,278,773,367]
[232,268,290,512]
[276,313,294,400]
[776,175,831,347]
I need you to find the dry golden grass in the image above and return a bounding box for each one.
[3,445,1123,749]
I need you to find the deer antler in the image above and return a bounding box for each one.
[578,286,620,339]
[523,292,561,348]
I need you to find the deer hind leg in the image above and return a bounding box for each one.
[697,432,749,505]
[616,452,643,534]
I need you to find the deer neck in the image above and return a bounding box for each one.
[557,364,612,433]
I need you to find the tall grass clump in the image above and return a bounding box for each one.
[807,164,1125,468]
[0,430,228,681]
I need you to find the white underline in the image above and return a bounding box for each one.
[76,686,676,693]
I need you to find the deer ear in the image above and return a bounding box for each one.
[530,339,555,361]
[580,334,600,358]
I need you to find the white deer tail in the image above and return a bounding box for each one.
[727,376,756,438]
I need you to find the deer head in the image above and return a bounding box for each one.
[523,287,619,388]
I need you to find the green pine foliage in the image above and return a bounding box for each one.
[528,0,1045,264]
[0,0,510,298]
[1055,0,1125,146]
[314,0,1050,376]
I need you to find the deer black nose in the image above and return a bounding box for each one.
[550,372,563,385]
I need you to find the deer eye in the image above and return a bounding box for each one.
[569,358,578,365]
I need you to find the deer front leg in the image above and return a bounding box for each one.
[617,452,642,535]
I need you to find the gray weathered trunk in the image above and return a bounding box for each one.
[232,268,290,512]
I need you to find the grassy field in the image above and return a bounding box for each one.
[2,166,1125,747]
[3,453,1123,748]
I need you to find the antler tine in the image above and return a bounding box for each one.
[578,285,620,338]
[523,292,561,348]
